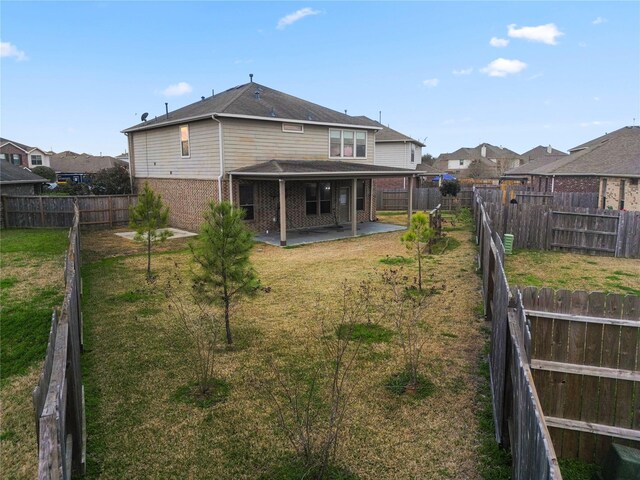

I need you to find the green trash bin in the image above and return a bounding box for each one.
[503,234,514,255]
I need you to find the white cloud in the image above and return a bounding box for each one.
[480,58,527,77]
[1,41,28,61]
[162,82,193,96]
[452,67,473,76]
[490,37,509,47]
[579,120,610,127]
[422,78,439,87]
[592,17,607,25]
[507,23,564,45]
[277,7,320,30]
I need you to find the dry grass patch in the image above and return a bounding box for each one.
[82,227,485,479]
[505,249,640,295]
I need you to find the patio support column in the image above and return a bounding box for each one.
[351,178,357,237]
[228,174,233,204]
[279,179,287,246]
[407,176,414,225]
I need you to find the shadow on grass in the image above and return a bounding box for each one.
[171,378,231,408]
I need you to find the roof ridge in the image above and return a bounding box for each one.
[218,82,253,113]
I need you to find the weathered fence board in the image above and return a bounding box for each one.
[33,202,85,479]
[376,187,473,211]
[2,194,137,229]
[473,188,640,258]
[521,287,640,464]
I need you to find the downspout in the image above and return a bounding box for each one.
[369,178,374,221]
[551,175,555,193]
[212,114,224,202]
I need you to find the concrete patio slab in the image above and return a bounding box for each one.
[255,222,406,247]
[115,227,197,241]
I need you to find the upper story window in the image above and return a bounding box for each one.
[0,153,7,162]
[282,123,304,133]
[180,125,190,158]
[31,154,43,166]
[11,154,21,165]
[329,129,367,159]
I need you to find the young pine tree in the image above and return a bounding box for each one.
[400,212,434,291]
[129,182,172,281]
[191,201,259,345]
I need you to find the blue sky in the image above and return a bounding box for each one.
[1,1,639,157]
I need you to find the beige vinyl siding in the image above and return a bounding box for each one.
[132,119,219,179]
[375,142,410,169]
[222,117,375,171]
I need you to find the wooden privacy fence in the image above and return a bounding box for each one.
[475,196,562,479]
[522,287,640,464]
[376,187,473,211]
[2,194,137,228]
[474,188,640,258]
[32,203,85,479]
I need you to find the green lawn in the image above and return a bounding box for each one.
[0,228,69,478]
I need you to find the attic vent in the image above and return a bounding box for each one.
[270,107,277,117]
[254,88,263,100]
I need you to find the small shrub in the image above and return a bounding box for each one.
[385,369,435,399]
[336,322,394,344]
[379,255,414,266]
[440,179,460,197]
[172,379,230,408]
[31,166,56,181]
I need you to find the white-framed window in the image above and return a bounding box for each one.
[282,123,304,133]
[180,125,190,158]
[329,129,367,159]
[11,154,21,165]
[0,153,7,162]
[31,154,43,166]
[459,160,464,166]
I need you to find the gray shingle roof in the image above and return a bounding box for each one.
[0,137,36,152]
[521,145,568,161]
[123,83,382,133]
[50,152,128,173]
[230,160,420,178]
[353,117,425,146]
[437,143,521,161]
[507,126,640,177]
[0,161,48,184]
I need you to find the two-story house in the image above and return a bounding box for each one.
[435,143,523,180]
[0,138,52,169]
[123,82,421,245]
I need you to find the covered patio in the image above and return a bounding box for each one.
[254,221,405,246]
[229,160,422,246]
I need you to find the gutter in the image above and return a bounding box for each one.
[211,114,224,202]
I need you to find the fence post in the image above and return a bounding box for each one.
[39,196,45,227]
[614,211,625,258]
[108,196,113,228]
[2,196,8,228]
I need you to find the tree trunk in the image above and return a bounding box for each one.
[417,245,422,290]
[224,296,233,344]
[147,231,152,280]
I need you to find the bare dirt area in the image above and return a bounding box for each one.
[80,224,485,479]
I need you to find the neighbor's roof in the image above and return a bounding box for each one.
[354,117,426,146]
[521,145,567,160]
[50,151,128,174]
[437,143,521,161]
[123,82,382,133]
[504,126,640,178]
[0,161,48,184]
[230,160,423,179]
[0,137,45,154]
[415,162,441,175]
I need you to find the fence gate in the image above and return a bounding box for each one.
[549,211,619,255]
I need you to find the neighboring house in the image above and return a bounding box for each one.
[435,144,523,179]
[50,151,128,183]
[122,81,421,244]
[503,126,640,210]
[0,161,48,227]
[0,137,52,169]
[501,145,568,186]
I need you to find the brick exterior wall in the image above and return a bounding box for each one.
[0,145,28,167]
[374,177,407,190]
[530,175,599,193]
[136,177,375,234]
[602,178,640,211]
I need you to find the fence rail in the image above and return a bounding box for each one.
[2,194,137,229]
[32,201,85,478]
[474,188,640,258]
